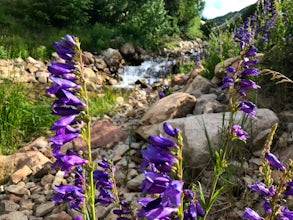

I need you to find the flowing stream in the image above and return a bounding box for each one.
[114,58,176,88]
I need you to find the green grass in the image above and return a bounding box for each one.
[0,80,57,155]
[88,87,129,117]
[0,81,130,155]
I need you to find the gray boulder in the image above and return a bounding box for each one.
[137,108,279,169]
[140,92,196,125]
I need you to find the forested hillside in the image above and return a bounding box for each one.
[0,0,204,58]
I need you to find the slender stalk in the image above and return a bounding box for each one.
[77,45,96,220]
[177,131,184,220]
[203,72,238,219]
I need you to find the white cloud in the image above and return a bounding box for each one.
[202,0,258,19]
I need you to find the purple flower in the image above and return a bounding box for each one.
[222,76,234,88]
[74,216,83,220]
[97,187,115,204]
[231,125,248,140]
[240,68,260,76]
[159,91,165,99]
[137,197,177,220]
[53,153,88,174]
[265,152,286,170]
[161,180,183,207]
[93,170,113,189]
[50,132,80,147]
[98,157,111,169]
[238,79,260,96]
[65,34,76,46]
[262,198,272,214]
[163,122,180,137]
[239,100,257,119]
[226,66,236,74]
[113,209,132,215]
[248,182,275,196]
[54,89,86,107]
[140,171,170,194]
[149,135,176,148]
[113,200,133,218]
[52,185,84,209]
[243,59,258,66]
[245,46,258,57]
[48,61,76,75]
[46,76,80,95]
[196,201,205,217]
[184,201,197,219]
[51,106,80,116]
[74,166,83,188]
[278,206,293,219]
[51,114,78,130]
[241,207,262,220]
[184,189,194,199]
[284,185,293,196]
[141,144,176,172]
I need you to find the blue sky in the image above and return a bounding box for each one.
[202,0,258,19]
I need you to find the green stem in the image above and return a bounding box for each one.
[203,85,236,219]
[77,45,96,220]
[177,132,184,220]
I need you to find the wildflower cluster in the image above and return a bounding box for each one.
[242,149,293,219]
[202,14,264,219]
[47,35,137,220]
[223,28,261,140]
[46,35,87,211]
[138,122,205,219]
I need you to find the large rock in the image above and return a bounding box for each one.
[181,75,214,97]
[137,108,279,169]
[101,48,124,73]
[0,150,51,183]
[140,92,196,125]
[213,53,264,81]
[73,120,128,150]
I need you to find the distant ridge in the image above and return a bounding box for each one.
[209,3,257,28]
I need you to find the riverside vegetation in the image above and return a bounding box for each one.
[0,0,293,219]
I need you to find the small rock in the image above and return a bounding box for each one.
[0,211,28,220]
[114,144,129,158]
[0,200,20,213]
[44,211,73,220]
[20,199,34,210]
[31,194,46,204]
[6,182,30,196]
[127,169,138,180]
[53,171,65,186]
[11,165,32,184]
[126,174,144,191]
[41,174,54,186]
[34,201,55,217]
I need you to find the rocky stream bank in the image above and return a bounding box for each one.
[0,41,292,220]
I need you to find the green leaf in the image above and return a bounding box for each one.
[197,181,206,206]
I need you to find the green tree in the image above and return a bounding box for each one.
[24,0,93,27]
[121,0,172,46]
[164,0,205,39]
